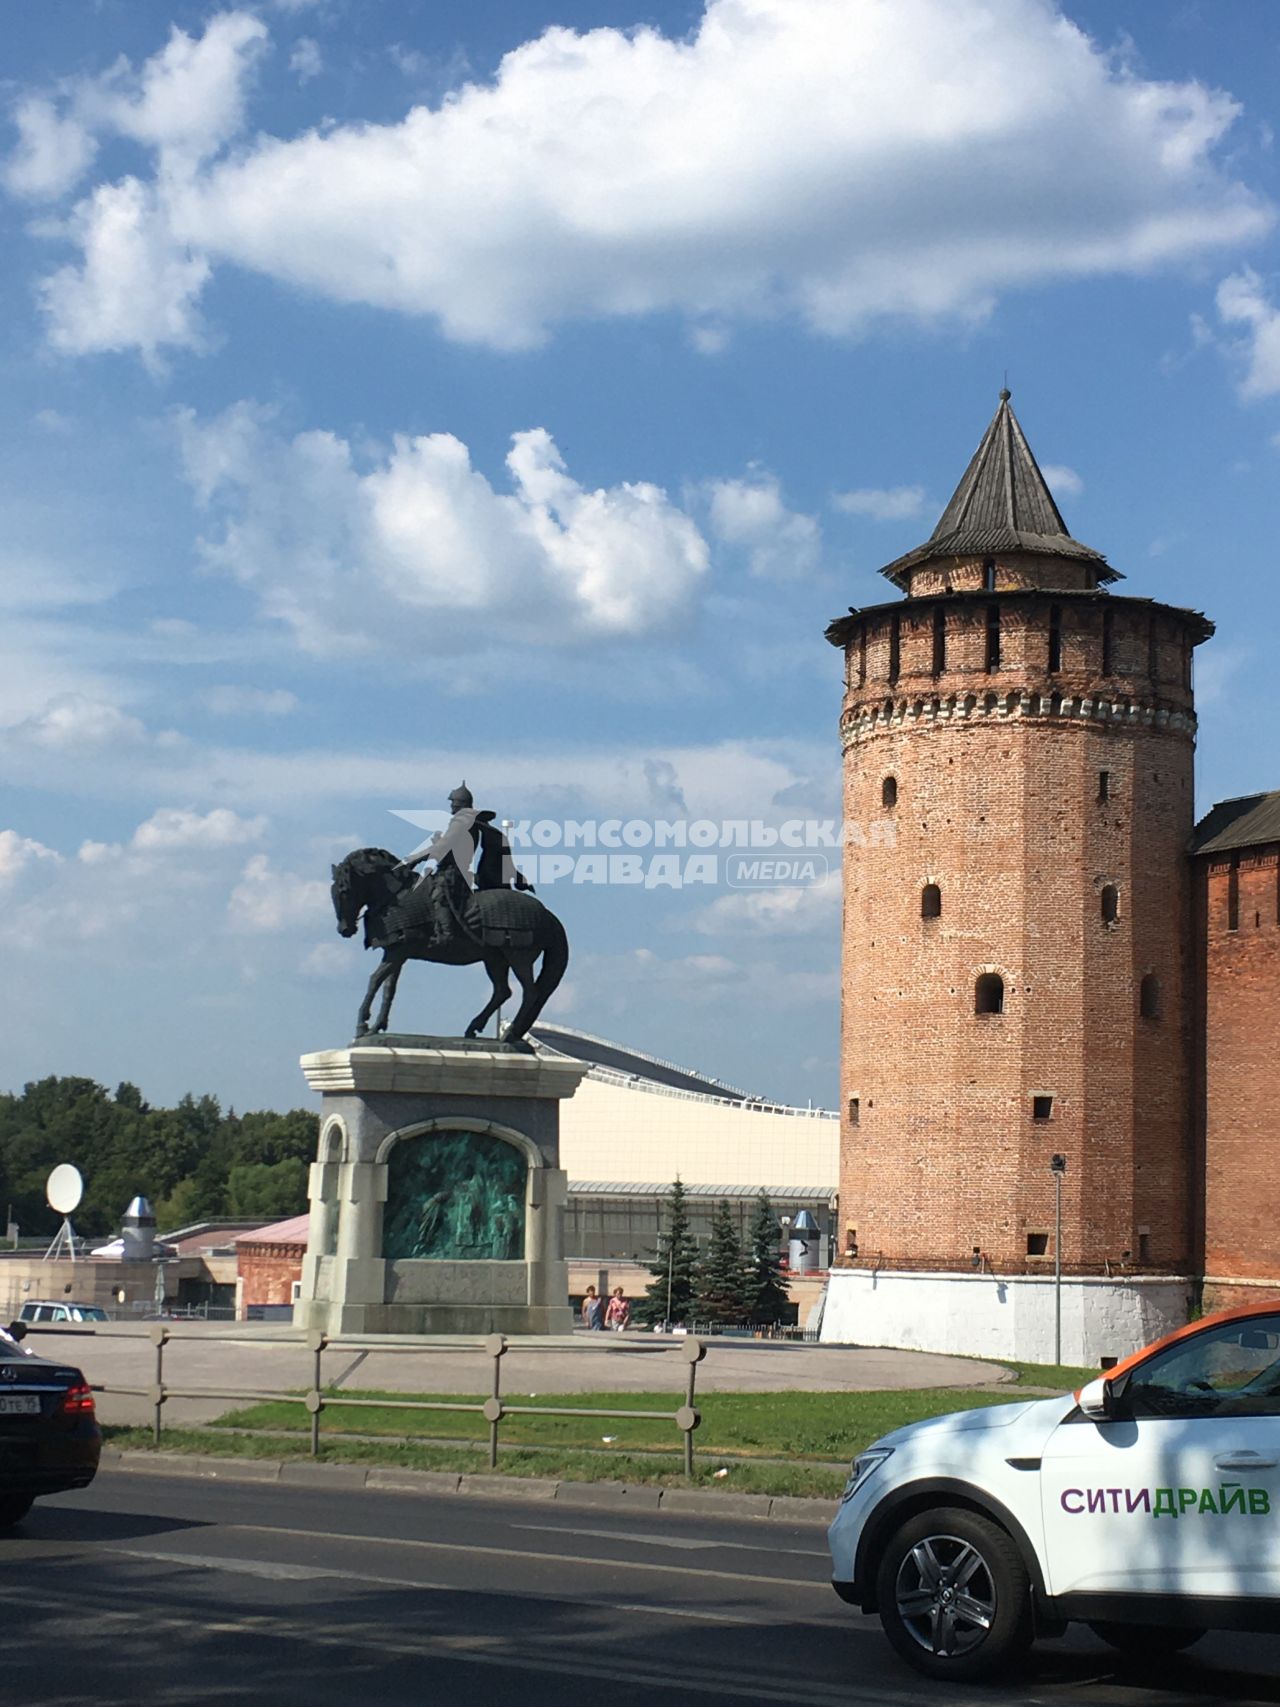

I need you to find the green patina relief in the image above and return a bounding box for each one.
[383,1129,526,1261]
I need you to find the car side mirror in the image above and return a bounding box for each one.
[1077,1375,1114,1420]
[6,1321,27,1342]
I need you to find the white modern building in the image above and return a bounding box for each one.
[530,1025,838,1263]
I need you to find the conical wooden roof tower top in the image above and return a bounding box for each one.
[879,390,1118,591]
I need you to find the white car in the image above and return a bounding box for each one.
[828,1302,1280,1679]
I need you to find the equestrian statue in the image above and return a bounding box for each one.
[330,784,567,1047]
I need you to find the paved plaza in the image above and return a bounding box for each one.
[28,1323,1013,1429]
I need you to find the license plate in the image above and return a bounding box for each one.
[0,1395,39,1416]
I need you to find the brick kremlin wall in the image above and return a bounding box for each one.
[1200,841,1280,1312]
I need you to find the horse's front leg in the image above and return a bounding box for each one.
[357,957,396,1034]
[374,957,405,1032]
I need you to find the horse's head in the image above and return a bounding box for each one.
[331,848,401,938]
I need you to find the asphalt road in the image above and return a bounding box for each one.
[6,1469,1280,1706]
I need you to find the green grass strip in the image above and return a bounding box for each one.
[202,1381,1069,1462]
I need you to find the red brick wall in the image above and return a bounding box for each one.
[1201,845,1280,1285]
[238,1244,305,1307]
[837,584,1201,1273]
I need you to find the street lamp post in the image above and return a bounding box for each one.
[1050,1153,1068,1365]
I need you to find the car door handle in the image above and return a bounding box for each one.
[1214,1453,1278,1470]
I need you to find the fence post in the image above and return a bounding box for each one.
[306,1328,327,1458]
[482,1334,507,1470]
[677,1336,705,1481]
[149,1322,169,1447]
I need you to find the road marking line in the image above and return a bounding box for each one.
[108,1546,770,1624]
[209,1521,833,1591]
[510,1522,829,1558]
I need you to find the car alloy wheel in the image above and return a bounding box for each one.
[894,1532,996,1658]
[875,1506,1032,1680]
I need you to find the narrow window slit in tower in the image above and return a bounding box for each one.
[1032,1095,1053,1121]
[888,613,901,685]
[848,1097,860,1126]
[983,558,996,592]
[857,625,867,687]
[1147,613,1158,683]
[1101,884,1119,924]
[932,606,946,677]
[882,776,897,809]
[1102,607,1115,675]
[1098,769,1110,802]
[1228,854,1240,931]
[921,883,942,919]
[1048,605,1062,673]
[1140,974,1162,1020]
[985,605,1001,672]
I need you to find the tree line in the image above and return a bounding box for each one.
[634,1180,793,1327]
[0,1076,317,1238]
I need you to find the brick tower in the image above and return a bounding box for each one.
[822,393,1214,1361]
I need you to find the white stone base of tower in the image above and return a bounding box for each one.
[820,1267,1191,1368]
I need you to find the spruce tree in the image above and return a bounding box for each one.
[635,1177,699,1326]
[694,1198,749,1325]
[745,1190,791,1325]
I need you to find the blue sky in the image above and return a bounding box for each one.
[1,0,1278,1114]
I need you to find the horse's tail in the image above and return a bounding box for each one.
[533,911,569,1008]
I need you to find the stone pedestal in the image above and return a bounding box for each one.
[294,1036,587,1336]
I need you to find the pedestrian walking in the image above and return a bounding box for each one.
[605,1286,631,1331]
[581,1285,605,1329]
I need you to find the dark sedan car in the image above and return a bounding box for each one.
[0,1326,100,1526]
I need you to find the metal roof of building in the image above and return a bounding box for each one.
[1190,790,1280,857]
[569,1181,836,1200]
[879,391,1117,589]
[532,1024,751,1101]
[235,1213,310,1248]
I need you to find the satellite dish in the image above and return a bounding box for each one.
[46,1164,84,1217]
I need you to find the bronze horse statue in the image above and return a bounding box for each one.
[331,848,568,1045]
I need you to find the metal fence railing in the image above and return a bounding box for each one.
[22,1326,712,1479]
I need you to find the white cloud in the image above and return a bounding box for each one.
[40,177,211,362]
[0,830,62,885]
[289,39,323,84]
[178,403,710,651]
[18,0,1270,362]
[11,693,148,750]
[1039,463,1084,497]
[694,875,840,936]
[3,97,97,199]
[301,941,349,978]
[201,685,298,716]
[833,484,927,522]
[1216,268,1280,398]
[228,852,330,931]
[131,807,266,851]
[705,474,820,580]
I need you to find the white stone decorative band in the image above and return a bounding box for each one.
[841,689,1196,747]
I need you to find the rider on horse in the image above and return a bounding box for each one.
[396,785,531,950]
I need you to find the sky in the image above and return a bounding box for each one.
[1,0,1278,1115]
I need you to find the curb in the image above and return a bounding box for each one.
[98,1448,834,1524]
